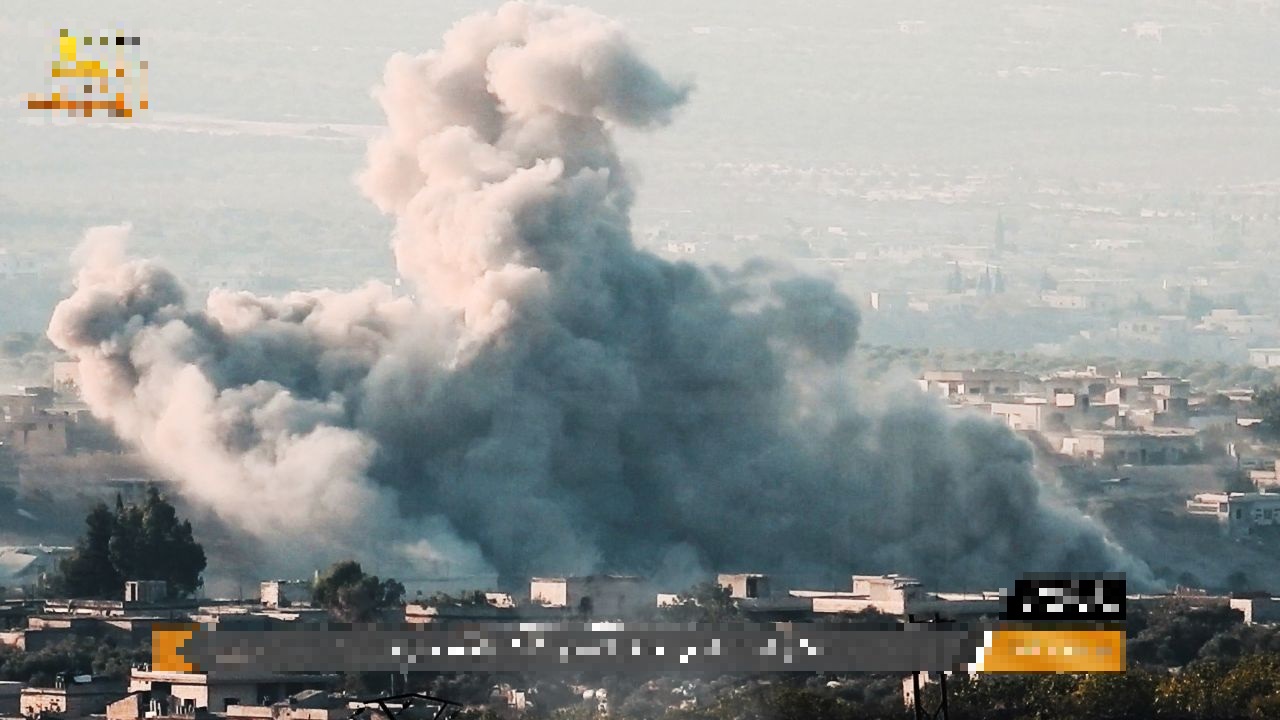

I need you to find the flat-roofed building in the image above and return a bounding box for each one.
[530,576,648,617]
[717,573,772,600]
[21,675,125,718]
[128,668,340,713]
[919,370,1039,402]
[260,580,312,609]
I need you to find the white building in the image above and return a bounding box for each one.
[260,580,312,609]
[1062,429,1197,465]
[790,575,1002,619]
[919,370,1039,403]
[1229,597,1280,625]
[1249,348,1280,369]
[717,573,772,600]
[529,576,648,617]
[1187,492,1280,536]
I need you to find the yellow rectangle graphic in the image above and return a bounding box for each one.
[151,623,201,672]
[979,629,1125,673]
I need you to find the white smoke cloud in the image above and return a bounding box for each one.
[47,1,1157,591]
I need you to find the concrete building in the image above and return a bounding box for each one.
[988,400,1052,432]
[1249,348,1280,369]
[918,370,1039,403]
[1186,491,1280,536]
[41,596,198,619]
[529,576,648,617]
[260,581,312,609]
[1128,592,1231,613]
[1061,429,1197,464]
[107,690,214,720]
[1223,493,1280,536]
[0,415,67,455]
[0,545,73,597]
[225,690,349,720]
[1200,309,1280,338]
[0,387,70,455]
[22,676,125,718]
[1117,316,1190,345]
[128,669,340,713]
[125,580,169,603]
[1229,597,1280,625]
[404,600,562,624]
[717,573,772,600]
[1185,492,1229,519]
[789,575,1002,619]
[1041,291,1089,310]
[2,613,173,651]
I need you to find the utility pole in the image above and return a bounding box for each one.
[908,613,953,720]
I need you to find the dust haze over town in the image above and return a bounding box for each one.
[2,0,1280,609]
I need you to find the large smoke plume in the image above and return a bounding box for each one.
[48,2,1155,590]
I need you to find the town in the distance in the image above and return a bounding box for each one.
[0,352,1279,718]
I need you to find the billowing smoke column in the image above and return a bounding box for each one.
[48,2,1155,590]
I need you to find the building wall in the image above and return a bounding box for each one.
[21,687,121,718]
[0,394,43,419]
[106,692,144,720]
[717,574,771,599]
[0,416,68,455]
[1066,433,1195,464]
[530,580,569,608]
[125,580,168,603]
[1229,598,1280,625]
[1226,496,1280,536]
[853,576,919,602]
[531,577,646,616]
[0,682,19,717]
[227,705,346,720]
[260,581,312,609]
[1250,350,1280,369]
[129,671,335,712]
[812,596,898,615]
[989,402,1046,431]
[0,630,24,650]
[207,683,263,711]
[569,577,645,616]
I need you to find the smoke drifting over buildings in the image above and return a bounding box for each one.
[46,2,1154,589]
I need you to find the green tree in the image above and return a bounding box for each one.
[1217,654,1280,717]
[1070,670,1158,720]
[1253,386,1280,435]
[59,503,124,599]
[313,561,405,622]
[59,487,206,599]
[1128,602,1243,668]
[0,636,149,684]
[425,590,489,607]
[1154,660,1227,719]
[659,582,742,623]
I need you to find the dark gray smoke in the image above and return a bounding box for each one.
[47,2,1156,590]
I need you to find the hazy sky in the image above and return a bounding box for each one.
[3,0,1280,292]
